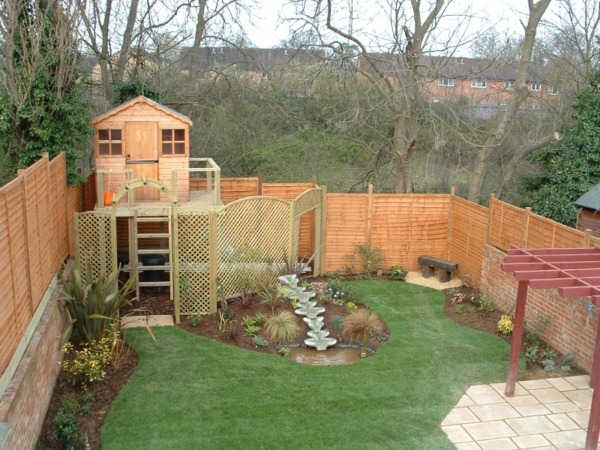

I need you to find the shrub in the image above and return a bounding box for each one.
[258,281,282,313]
[189,313,202,327]
[497,315,514,335]
[252,336,269,347]
[278,347,291,357]
[56,259,141,343]
[388,265,408,281]
[253,312,268,324]
[54,408,86,449]
[265,311,301,343]
[60,339,112,389]
[342,309,384,353]
[479,295,495,312]
[346,302,358,314]
[331,316,344,331]
[354,241,385,275]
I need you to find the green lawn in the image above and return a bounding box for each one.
[102,281,515,450]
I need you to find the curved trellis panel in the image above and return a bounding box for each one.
[292,188,324,271]
[178,211,210,314]
[74,212,113,286]
[216,196,291,302]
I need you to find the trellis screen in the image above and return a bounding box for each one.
[74,212,113,286]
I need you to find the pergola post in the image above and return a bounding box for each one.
[586,318,600,449]
[505,279,528,396]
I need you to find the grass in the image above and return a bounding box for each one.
[102,280,518,449]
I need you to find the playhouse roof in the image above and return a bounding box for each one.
[574,183,600,210]
[92,96,193,125]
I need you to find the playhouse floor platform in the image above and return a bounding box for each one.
[95,190,224,216]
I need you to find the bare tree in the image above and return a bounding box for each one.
[467,0,551,203]
[288,0,478,193]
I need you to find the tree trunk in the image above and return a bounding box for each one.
[114,0,139,84]
[467,0,551,203]
[495,131,560,198]
[189,0,207,79]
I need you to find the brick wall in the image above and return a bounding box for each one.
[481,244,600,373]
[0,290,68,450]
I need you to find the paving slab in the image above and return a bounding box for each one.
[463,421,517,440]
[442,376,597,450]
[510,434,551,449]
[563,389,593,410]
[505,416,559,436]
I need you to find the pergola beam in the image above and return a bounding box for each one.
[502,245,600,450]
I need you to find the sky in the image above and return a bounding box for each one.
[245,0,562,49]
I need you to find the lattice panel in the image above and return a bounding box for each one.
[75,212,113,286]
[217,197,291,300]
[294,188,321,216]
[178,211,211,314]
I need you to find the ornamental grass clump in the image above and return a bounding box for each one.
[265,310,301,344]
[343,308,384,354]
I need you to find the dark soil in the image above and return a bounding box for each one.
[36,278,585,449]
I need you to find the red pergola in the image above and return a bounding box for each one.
[502,246,600,450]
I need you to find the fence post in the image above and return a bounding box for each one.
[446,186,455,260]
[318,185,327,275]
[487,194,495,245]
[584,229,593,248]
[522,207,531,248]
[367,184,373,243]
[97,166,104,207]
[17,168,36,318]
[209,210,218,314]
[257,173,263,196]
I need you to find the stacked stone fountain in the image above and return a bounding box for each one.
[278,275,337,351]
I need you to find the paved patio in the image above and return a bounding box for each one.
[442,375,598,449]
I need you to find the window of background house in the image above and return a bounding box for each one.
[471,79,487,89]
[438,78,454,87]
[504,81,515,90]
[98,129,122,155]
[530,82,542,92]
[548,86,559,95]
[162,129,186,155]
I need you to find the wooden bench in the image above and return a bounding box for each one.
[417,255,459,283]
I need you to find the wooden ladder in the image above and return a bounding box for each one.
[132,208,173,301]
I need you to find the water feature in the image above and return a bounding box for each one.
[278,274,337,351]
[288,346,367,366]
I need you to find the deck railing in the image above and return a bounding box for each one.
[172,158,221,206]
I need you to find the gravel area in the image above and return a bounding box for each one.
[405,271,462,290]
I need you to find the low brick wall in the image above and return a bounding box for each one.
[0,290,68,450]
[481,244,600,373]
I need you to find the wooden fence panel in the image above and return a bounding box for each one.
[371,195,449,271]
[81,169,96,212]
[67,185,82,256]
[0,153,78,379]
[221,178,259,204]
[489,198,527,250]
[49,153,69,260]
[449,197,488,287]
[325,194,369,272]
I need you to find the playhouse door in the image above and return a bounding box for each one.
[126,122,159,201]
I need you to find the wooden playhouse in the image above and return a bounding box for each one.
[93,95,222,208]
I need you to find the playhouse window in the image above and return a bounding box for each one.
[162,129,186,155]
[98,129,122,155]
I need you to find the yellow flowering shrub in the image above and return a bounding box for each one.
[497,315,514,336]
[60,338,112,389]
